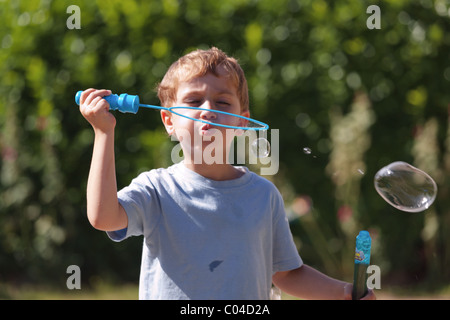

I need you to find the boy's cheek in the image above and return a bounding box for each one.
[173,127,191,142]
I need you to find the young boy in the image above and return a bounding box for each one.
[79,47,374,300]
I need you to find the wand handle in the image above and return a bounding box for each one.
[352,230,371,300]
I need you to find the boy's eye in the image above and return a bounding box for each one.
[217,101,230,106]
[185,99,201,105]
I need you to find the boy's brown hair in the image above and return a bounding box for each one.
[157,47,249,112]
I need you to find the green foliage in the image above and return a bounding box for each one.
[1,0,450,293]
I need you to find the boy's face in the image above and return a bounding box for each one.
[161,67,249,162]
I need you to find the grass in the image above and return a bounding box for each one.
[3,282,450,300]
[1,282,139,300]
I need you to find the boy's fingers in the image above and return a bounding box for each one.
[362,289,376,300]
[92,97,111,112]
[83,89,99,106]
[82,96,102,114]
[80,88,96,105]
[97,89,112,97]
[90,96,103,108]
[81,89,112,106]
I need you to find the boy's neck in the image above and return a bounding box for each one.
[182,161,245,181]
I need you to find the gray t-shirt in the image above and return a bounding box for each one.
[108,163,302,299]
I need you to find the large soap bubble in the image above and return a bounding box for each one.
[374,161,437,213]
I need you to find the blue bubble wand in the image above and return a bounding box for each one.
[75,91,269,131]
[352,230,372,300]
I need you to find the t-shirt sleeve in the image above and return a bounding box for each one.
[107,172,160,242]
[271,188,303,273]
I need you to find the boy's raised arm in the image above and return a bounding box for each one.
[79,89,128,231]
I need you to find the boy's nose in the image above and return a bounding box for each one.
[199,101,217,120]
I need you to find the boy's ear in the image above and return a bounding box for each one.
[239,110,250,127]
[234,110,250,136]
[240,110,250,119]
[161,110,175,135]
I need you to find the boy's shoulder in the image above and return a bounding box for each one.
[248,170,277,188]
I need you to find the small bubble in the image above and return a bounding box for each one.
[251,138,270,158]
[303,147,312,154]
[295,113,311,128]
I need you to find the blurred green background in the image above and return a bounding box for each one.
[1,0,450,299]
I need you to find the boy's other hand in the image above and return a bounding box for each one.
[79,88,116,134]
[344,283,376,300]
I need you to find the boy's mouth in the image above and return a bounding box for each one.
[201,122,211,130]
[200,122,216,136]
[202,123,212,129]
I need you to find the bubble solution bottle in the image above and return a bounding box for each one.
[352,230,372,300]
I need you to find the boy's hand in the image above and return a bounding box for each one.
[344,283,376,300]
[79,88,116,134]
